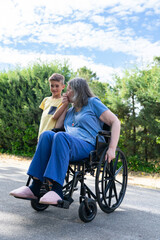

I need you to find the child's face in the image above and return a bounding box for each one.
[49,80,65,98]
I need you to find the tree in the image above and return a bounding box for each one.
[135,65,160,162]
[111,64,160,168]
[75,66,99,82]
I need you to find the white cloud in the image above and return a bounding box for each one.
[1,0,159,59]
[90,15,119,27]
[108,0,160,16]
[1,0,160,41]
[0,46,121,84]
[0,0,160,83]
[16,20,159,64]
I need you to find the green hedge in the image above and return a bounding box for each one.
[0,61,72,156]
[0,61,159,173]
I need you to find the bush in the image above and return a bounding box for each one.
[128,155,160,173]
[0,61,72,156]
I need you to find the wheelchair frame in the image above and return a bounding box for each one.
[27,127,128,223]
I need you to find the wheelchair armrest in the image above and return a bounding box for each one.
[51,128,65,133]
[98,130,111,137]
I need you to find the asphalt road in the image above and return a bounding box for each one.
[0,161,160,240]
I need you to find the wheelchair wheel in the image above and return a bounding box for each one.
[31,199,49,211]
[96,147,127,213]
[79,199,97,222]
[30,185,49,211]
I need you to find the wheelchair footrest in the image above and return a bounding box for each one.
[51,198,74,209]
[56,200,70,209]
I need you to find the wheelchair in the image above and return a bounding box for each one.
[26,125,128,223]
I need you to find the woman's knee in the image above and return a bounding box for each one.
[54,132,66,140]
[39,130,55,142]
[54,132,70,145]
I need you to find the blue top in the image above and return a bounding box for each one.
[64,97,108,146]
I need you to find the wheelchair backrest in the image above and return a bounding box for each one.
[103,123,110,131]
[95,123,111,158]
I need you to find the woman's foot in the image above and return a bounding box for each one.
[9,186,38,200]
[39,191,62,205]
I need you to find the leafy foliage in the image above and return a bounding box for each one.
[0,59,159,173]
[0,60,73,156]
[109,61,160,172]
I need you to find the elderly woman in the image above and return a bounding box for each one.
[10,78,120,205]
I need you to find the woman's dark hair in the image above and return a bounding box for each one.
[68,77,95,108]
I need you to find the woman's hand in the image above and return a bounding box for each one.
[105,147,116,163]
[62,93,69,104]
[100,109,121,164]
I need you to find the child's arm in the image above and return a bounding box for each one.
[54,93,69,128]
[52,93,69,120]
[52,102,69,120]
[55,107,68,128]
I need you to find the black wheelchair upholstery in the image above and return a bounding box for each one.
[26,124,128,222]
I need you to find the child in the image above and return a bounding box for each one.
[38,73,65,139]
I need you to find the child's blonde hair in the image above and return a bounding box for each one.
[49,73,65,84]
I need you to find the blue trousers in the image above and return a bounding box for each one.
[27,131,95,186]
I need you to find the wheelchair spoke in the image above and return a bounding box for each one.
[104,179,113,196]
[113,182,118,202]
[108,183,114,207]
[114,178,123,185]
[96,148,128,213]
[104,161,114,178]
[115,165,123,177]
[113,151,119,173]
[98,175,112,183]
[104,176,112,181]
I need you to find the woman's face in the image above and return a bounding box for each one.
[66,85,74,102]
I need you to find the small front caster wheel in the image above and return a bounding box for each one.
[79,199,97,222]
[31,199,49,211]
[31,187,49,211]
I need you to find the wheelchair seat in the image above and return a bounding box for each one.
[26,124,128,222]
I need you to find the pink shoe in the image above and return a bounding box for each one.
[39,191,62,205]
[9,186,38,200]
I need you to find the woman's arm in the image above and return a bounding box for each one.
[99,110,121,163]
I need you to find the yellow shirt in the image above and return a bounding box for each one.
[38,96,62,139]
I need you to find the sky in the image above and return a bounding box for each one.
[0,0,160,84]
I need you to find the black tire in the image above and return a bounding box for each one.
[31,199,49,211]
[96,147,127,213]
[30,185,49,212]
[79,199,97,223]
